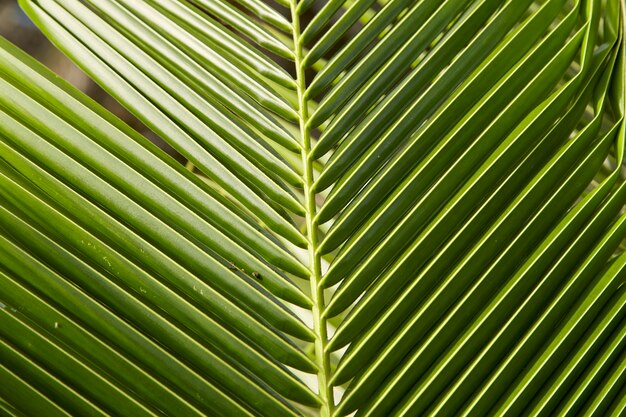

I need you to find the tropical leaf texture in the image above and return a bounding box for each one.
[0,0,624,416]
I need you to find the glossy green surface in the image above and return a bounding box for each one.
[1,0,624,416]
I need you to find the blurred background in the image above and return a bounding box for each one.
[0,0,185,161]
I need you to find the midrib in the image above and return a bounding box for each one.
[289,2,334,416]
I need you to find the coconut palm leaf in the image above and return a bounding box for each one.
[0,0,624,416]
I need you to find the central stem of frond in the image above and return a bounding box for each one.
[289,2,334,416]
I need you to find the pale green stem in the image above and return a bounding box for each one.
[289,2,334,416]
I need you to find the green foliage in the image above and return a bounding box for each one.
[0,0,624,416]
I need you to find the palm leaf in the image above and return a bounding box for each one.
[1,0,624,416]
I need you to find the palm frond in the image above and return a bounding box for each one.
[1,0,624,416]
